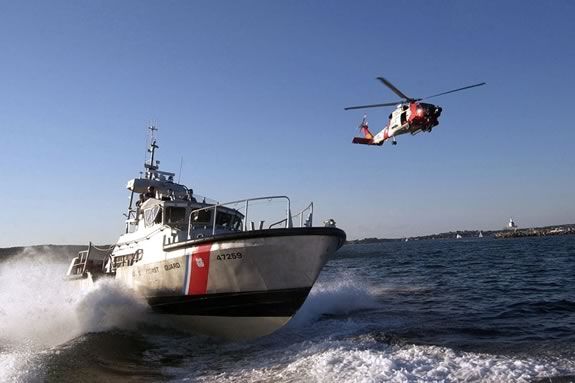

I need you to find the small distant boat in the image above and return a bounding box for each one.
[456,234,462,239]
[404,238,409,242]
[478,231,483,238]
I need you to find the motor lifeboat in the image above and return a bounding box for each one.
[66,128,346,339]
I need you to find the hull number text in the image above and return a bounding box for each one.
[216,252,243,261]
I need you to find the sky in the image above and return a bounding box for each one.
[1,0,574,246]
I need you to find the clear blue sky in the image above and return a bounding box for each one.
[1,1,574,246]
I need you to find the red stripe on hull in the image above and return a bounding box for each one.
[187,243,212,295]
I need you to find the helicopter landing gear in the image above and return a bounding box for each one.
[392,137,397,145]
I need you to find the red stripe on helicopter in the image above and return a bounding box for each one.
[186,243,212,295]
[361,127,373,140]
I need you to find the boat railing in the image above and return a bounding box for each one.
[291,202,314,228]
[190,193,218,205]
[66,248,91,277]
[269,202,314,229]
[66,242,112,278]
[124,208,139,233]
[187,196,292,239]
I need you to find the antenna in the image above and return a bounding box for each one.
[149,125,158,139]
[145,125,159,179]
[178,156,183,184]
[143,123,157,166]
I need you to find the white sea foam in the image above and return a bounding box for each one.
[0,247,150,382]
[75,279,149,333]
[0,249,82,348]
[274,343,570,383]
[158,273,575,383]
[0,351,34,383]
[164,331,574,383]
[289,274,380,327]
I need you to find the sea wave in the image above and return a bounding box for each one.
[158,331,575,383]
[0,247,151,382]
[288,274,380,327]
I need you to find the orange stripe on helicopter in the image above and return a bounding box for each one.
[360,126,373,140]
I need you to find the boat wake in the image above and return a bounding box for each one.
[0,249,82,349]
[145,272,575,383]
[2,250,574,382]
[163,335,575,383]
[75,279,149,333]
[288,274,381,327]
[0,247,150,382]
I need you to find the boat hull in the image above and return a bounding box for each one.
[113,227,345,338]
[147,287,311,316]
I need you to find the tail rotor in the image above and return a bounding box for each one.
[358,114,368,134]
[355,114,374,140]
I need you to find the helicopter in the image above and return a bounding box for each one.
[345,77,486,146]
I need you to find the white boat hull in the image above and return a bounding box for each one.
[110,227,345,338]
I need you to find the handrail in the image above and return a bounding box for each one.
[187,196,291,239]
[80,242,92,275]
[269,218,287,229]
[291,202,314,228]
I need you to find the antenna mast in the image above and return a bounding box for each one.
[178,156,183,184]
[145,126,159,179]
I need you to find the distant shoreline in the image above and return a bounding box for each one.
[347,223,575,244]
[2,224,574,253]
[0,244,86,261]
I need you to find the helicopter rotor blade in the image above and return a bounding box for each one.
[422,82,486,100]
[376,76,411,100]
[344,101,401,111]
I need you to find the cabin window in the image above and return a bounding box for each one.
[216,212,233,227]
[234,215,243,230]
[144,205,162,227]
[165,207,186,224]
[192,209,212,224]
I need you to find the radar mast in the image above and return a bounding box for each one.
[145,126,159,179]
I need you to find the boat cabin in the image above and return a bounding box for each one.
[126,177,244,239]
[120,133,303,243]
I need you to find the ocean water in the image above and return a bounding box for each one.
[1,236,574,382]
